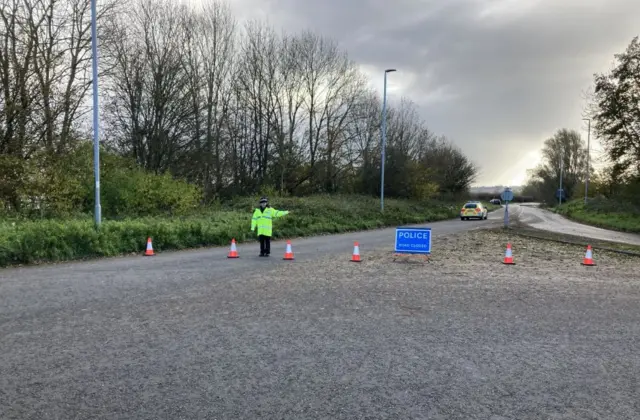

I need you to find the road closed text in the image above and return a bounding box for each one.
[401,243,429,249]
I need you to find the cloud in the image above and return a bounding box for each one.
[227,0,640,185]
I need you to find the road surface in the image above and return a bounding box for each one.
[0,209,509,420]
[2,205,640,419]
[512,203,640,246]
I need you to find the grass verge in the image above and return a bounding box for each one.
[0,195,496,267]
[554,198,640,234]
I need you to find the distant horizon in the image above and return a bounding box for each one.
[470,185,522,189]
[469,185,524,196]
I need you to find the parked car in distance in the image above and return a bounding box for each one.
[489,198,501,205]
[460,201,488,220]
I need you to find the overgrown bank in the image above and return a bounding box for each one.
[0,195,494,267]
[556,198,640,234]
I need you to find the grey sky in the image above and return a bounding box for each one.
[227,0,640,185]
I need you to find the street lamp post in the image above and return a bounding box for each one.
[559,150,564,206]
[380,68,396,212]
[91,0,101,227]
[582,118,591,205]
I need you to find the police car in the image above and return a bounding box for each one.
[460,201,488,220]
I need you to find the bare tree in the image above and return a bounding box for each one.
[320,58,367,192]
[233,20,281,189]
[270,32,305,193]
[0,0,482,209]
[347,90,382,194]
[0,0,116,210]
[0,0,40,158]
[381,99,427,197]
[0,0,115,157]
[177,0,236,197]
[179,7,205,183]
[103,0,193,172]
[201,1,236,195]
[294,31,343,190]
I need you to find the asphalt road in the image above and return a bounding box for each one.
[1,208,508,419]
[514,203,640,245]
[2,205,639,419]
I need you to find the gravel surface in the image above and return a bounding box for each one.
[2,230,640,419]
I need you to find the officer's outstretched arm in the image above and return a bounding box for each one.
[273,209,290,218]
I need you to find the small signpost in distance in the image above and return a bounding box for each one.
[394,227,431,262]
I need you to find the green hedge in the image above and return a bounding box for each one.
[0,195,476,267]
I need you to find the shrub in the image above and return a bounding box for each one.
[0,143,203,219]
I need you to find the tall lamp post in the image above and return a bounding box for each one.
[380,68,396,212]
[91,0,101,227]
[582,118,591,205]
[559,150,564,206]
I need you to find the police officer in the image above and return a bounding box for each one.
[251,196,290,256]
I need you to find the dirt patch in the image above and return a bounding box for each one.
[248,229,640,419]
[268,229,640,288]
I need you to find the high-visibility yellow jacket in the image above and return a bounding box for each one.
[251,206,289,237]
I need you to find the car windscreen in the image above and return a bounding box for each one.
[464,203,477,208]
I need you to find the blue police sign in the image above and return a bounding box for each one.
[500,189,514,202]
[394,227,432,254]
[555,188,566,200]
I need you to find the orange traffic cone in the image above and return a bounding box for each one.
[144,237,155,256]
[283,240,294,260]
[581,245,596,266]
[350,241,361,262]
[227,238,239,258]
[502,243,515,265]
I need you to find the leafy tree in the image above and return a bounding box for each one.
[523,129,588,203]
[417,136,478,198]
[587,36,640,205]
[591,36,640,179]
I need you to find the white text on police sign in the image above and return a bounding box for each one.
[398,232,429,239]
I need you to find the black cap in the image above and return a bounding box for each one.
[259,196,268,204]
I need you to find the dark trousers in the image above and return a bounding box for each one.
[259,235,271,255]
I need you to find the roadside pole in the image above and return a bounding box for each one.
[504,202,509,227]
[558,151,564,206]
[501,188,514,228]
